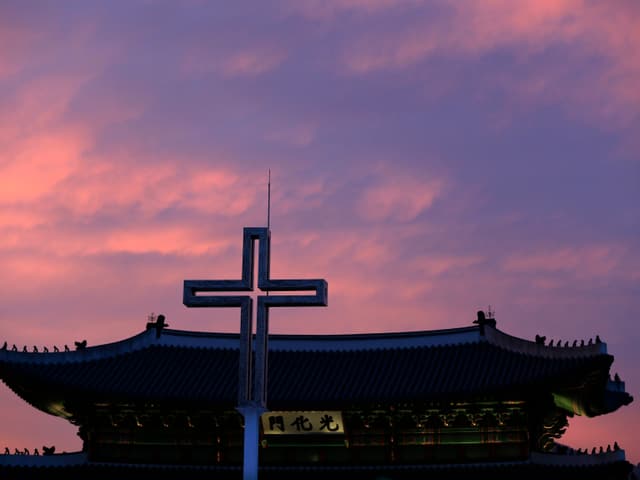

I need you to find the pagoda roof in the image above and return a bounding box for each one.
[0,323,631,417]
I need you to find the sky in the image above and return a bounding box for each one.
[0,0,639,463]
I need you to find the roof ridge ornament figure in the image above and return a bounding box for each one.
[42,446,55,456]
[146,313,169,339]
[183,226,327,480]
[473,310,496,334]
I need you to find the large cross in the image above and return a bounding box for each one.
[183,227,328,479]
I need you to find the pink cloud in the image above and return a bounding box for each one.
[54,158,256,219]
[503,245,625,279]
[0,116,258,260]
[6,72,92,129]
[296,230,397,270]
[357,173,444,222]
[411,254,484,277]
[0,72,265,238]
[341,0,606,72]
[182,45,286,77]
[267,175,332,220]
[0,207,44,229]
[0,128,88,203]
[0,73,97,209]
[343,28,437,74]
[1,253,75,287]
[0,70,92,164]
[340,0,640,128]
[0,166,256,257]
[0,15,39,79]
[287,0,424,19]
[266,224,488,328]
[223,48,286,76]
[264,123,316,147]
[103,225,231,256]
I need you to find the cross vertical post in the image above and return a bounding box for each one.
[183,227,328,480]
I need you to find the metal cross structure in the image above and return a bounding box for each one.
[183,227,328,480]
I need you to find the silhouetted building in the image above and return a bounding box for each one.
[0,313,634,479]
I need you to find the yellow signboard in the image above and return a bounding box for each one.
[261,411,344,435]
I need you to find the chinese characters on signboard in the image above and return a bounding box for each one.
[261,411,344,435]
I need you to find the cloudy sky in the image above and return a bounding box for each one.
[1,0,639,461]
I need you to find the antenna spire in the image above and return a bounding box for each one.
[267,169,271,230]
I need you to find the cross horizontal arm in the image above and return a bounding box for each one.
[259,278,327,292]
[259,279,328,307]
[262,295,326,307]
[183,291,251,308]
[184,280,252,292]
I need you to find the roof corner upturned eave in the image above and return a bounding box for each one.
[480,325,633,417]
[483,326,608,359]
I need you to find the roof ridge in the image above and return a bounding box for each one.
[0,323,611,361]
[0,325,487,361]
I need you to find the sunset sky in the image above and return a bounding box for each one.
[1,0,639,462]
